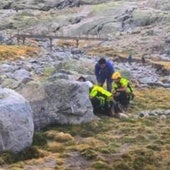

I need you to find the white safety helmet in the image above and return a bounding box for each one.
[86,81,93,88]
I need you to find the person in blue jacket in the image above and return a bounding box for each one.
[95,58,114,92]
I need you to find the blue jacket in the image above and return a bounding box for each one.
[95,60,114,83]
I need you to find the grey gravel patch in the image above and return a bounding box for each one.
[64,151,92,170]
[138,109,170,118]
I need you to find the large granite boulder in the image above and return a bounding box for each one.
[0,87,34,152]
[18,79,94,130]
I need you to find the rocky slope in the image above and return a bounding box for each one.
[0,0,170,169]
[0,0,169,60]
[0,0,170,136]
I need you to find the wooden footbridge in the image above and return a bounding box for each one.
[10,33,111,49]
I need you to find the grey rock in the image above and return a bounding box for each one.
[55,59,94,75]
[138,109,170,118]
[165,34,170,44]
[147,0,170,11]
[13,69,32,83]
[139,111,149,118]
[132,10,163,27]
[58,69,79,75]
[1,78,21,89]
[48,73,70,81]
[85,75,97,84]
[21,63,33,72]
[162,76,170,83]
[0,87,34,152]
[71,48,83,55]
[42,0,81,10]
[18,79,94,130]
[55,51,72,60]
[0,35,4,42]
[119,113,129,119]
[139,77,158,84]
[28,58,39,64]
[69,16,82,24]
[0,64,14,73]
[164,110,170,115]
[159,115,166,122]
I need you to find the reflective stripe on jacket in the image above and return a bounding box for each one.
[89,85,112,98]
[89,85,112,106]
[112,78,132,94]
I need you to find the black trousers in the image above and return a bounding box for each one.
[114,91,130,108]
[90,98,113,115]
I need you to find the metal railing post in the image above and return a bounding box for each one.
[76,39,79,48]
[49,37,53,50]
[22,37,25,45]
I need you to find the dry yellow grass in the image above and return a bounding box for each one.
[151,61,170,70]
[134,87,170,110]
[0,45,39,61]
[88,46,170,72]
[57,39,101,48]
[45,131,74,142]
[87,46,131,59]
[57,40,77,47]
[81,137,105,147]
[47,142,65,153]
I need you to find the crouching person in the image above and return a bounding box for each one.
[89,84,114,116]
[77,76,114,116]
[111,71,134,115]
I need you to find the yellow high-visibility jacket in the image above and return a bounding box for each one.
[112,78,133,94]
[89,85,112,106]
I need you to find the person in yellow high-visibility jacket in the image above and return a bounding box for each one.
[77,76,114,116]
[111,72,134,111]
[89,84,114,115]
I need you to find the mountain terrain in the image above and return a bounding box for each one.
[0,0,170,170]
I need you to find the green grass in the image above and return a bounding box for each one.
[0,88,170,169]
[90,1,121,16]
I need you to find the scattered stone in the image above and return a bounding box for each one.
[119,113,129,119]
[159,115,166,121]
[138,109,170,118]
[69,16,82,24]
[13,69,32,84]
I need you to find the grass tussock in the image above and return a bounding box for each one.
[134,87,170,110]
[1,113,170,169]
[0,146,45,165]
[57,40,77,47]
[0,45,39,61]
[92,160,113,170]
[45,131,74,142]
[87,46,133,59]
[47,142,65,153]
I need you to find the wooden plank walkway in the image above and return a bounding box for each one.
[15,34,109,41]
[14,33,110,49]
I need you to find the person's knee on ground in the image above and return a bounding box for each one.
[114,91,129,109]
